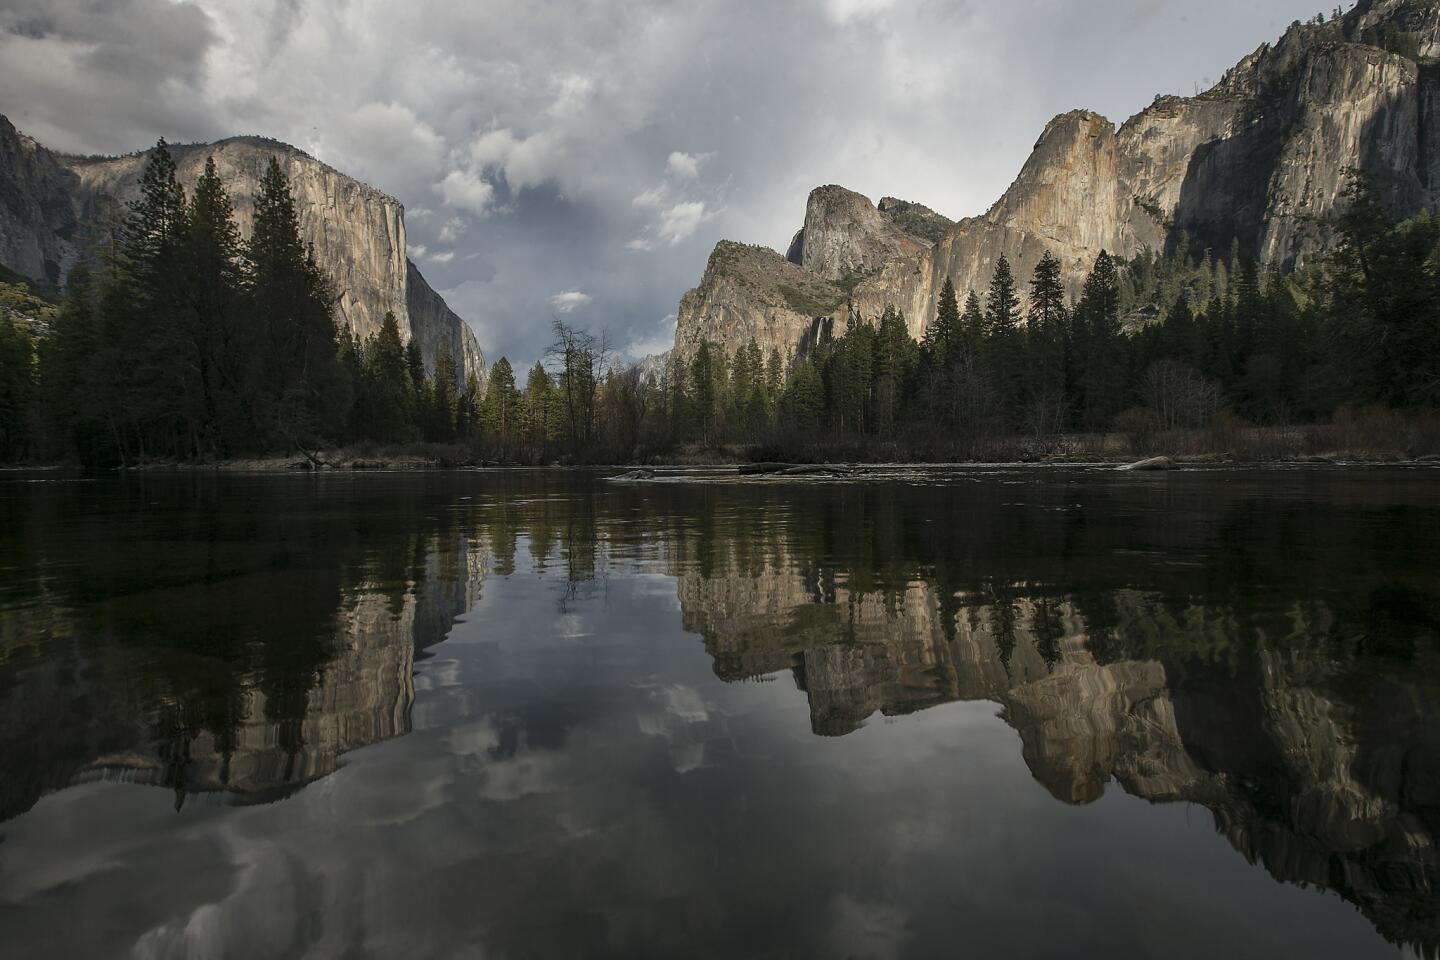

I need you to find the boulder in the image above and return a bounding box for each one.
[1116,456,1179,472]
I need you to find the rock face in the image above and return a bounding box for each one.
[674,241,845,362]
[787,184,933,281]
[0,116,483,385]
[675,0,1440,360]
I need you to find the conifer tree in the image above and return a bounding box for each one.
[521,361,559,461]
[1024,252,1070,433]
[927,277,961,362]
[1075,250,1123,428]
[781,359,825,432]
[115,138,189,456]
[873,305,915,431]
[182,156,245,451]
[430,347,458,442]
[481,357,521,457]
[361,311,414,442]
[247,156,340,449]
[959,291,985,356]
[985,254,1023,424]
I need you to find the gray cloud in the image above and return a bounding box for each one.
[0,0,1325,367]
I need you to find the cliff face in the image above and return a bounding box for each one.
[788,184,932,281]
[676,0,1440,359]
[0,118,483,384]
[677,190,944,360]
[674,241,844,362]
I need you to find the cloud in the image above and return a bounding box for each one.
[632,186,667,209]
[549,291,592,314]
[657,201,710,246]
[665,151,705,180]
[437,218,465,244]
[438,169,496,216]
[825,0,899,25]
[0,0,1327,371]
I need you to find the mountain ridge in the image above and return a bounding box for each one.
[673,0,1440,362]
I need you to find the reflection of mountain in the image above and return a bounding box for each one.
[0,494,490,819]
[4,470,1438,956]
[676,560,1440,954]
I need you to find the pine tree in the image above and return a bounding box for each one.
[1075,250,1124,429]
[38,267,113,463]
[873,305,915,431]
[115,138,189,457]
[690,340,723,445]
[985,254,1023,425]
[1026,251,1069,432]
[781,359,826,432]
[481,357,521,457]
[455,371,480,440]
[360,311,414,442]
[764,347,784,422]
[960,291,985,356]
[927,277,961,362]
[521,362,559,462]
[429,347,458,442]
[181,156,245,452]
[0,312,37,461]
[247,156,340,449]
[828,318,875,434]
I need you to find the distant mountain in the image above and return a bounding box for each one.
[675,0,1440,361]
[0,117,483,384]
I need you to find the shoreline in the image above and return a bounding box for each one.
[7,451,1439,476]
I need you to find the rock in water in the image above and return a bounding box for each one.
[1116,456,1179,472]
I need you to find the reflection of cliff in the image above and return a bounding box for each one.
[676,564,1440,954]
[0,532,489,817]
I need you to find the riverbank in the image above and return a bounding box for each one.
[11,418,1440,473]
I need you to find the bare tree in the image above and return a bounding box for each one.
[1145,359,1222,431]
[548,317,612,460]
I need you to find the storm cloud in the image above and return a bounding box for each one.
[0,0,1323,368]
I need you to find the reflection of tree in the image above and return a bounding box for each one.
[5,470,1440,954]
[0,475,493,817]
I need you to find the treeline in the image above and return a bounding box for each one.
[0,140,685,466]
[0,141,508,465]
[2,163,1437,466]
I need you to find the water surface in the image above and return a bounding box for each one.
[1,468,1437,959]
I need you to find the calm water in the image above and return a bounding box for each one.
[1,468,1437,959]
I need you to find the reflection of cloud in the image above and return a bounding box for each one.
[476,754,563,801]
[828,896,910,960]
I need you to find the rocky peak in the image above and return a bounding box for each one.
[791,184,930,282]
[674,240,844,362]
[984,110,1121,253]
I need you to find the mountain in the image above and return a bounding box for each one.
[675,0,1440,359]
[0,116,484,385]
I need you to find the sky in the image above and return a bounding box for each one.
[0,0,1327,369]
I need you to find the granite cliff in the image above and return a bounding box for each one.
[675,0,1440,359]
[0,116,483,384]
